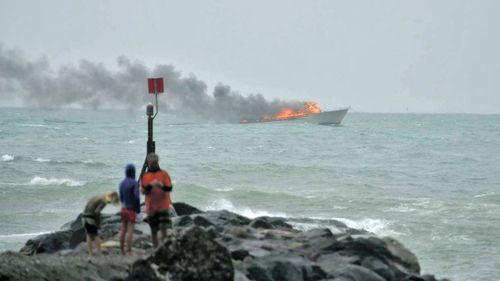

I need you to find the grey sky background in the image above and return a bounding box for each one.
[1,0,499,113]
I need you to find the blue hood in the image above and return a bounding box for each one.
[125,164,136,179]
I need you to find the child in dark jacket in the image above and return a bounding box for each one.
[119,163,140,256]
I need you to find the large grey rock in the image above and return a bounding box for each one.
[382,237,420,274]
[332,264,386,281]
[243,254,323,281]
[127,226,234,281]
[20,213,121,255]
[193,210,252,227]
[9,202,443,281]
[249,217,293,230]
[173,202,202,216]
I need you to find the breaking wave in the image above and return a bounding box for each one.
[203,199,398,236]
[2,154,14,161]
[32,158,106,167]
[0,231,50,239]
[29,176,84,187]
[333,217,400,237]
[205,199,287,219]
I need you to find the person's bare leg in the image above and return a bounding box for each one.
[160,228,167,243]
[86,234,93,257]
[151,227,159,248]
[126,222,134,255]
[120,221,127,256]
[95,236,102,254]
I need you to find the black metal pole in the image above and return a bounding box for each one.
[140,104,156,180]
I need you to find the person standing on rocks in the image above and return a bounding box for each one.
[82,191,120,257]
[119,163,140,256]
[141,153,173,248]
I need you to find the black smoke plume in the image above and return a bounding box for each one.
[0,45,305,122]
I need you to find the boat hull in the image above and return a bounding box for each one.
[285,108,349,125]
[244,107,349,125]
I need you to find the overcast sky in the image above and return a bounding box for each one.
[1,0,499,113]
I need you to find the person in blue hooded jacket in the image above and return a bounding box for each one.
[119,163,140,256]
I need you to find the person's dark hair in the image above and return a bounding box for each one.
[147,153,160,172]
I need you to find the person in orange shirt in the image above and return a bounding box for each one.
[141,153,173,247]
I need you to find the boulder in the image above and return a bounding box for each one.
[127,226,234,281]
[382,237,420,274]
[193,210,252,227]
[173,202,203,216]
[9,202,444,281]
[249,217,293,230]
[20,213,121,255]
[20,230,73,255]
[332,264,386,281]
[243,254,322,281]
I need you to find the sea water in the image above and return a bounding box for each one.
[0,108,499,281]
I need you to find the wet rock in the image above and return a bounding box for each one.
[20,230,72,255]
[361,256,396,281]
[173,202,202,216]
[382,237,420,274]
[332,264,386,281]
[174,214,195,227]
[243,254,320,281]
[21,213,121,255]
[128,226,234,281]
[193,215,216,227]
[195,210,252,227]
[249,217,293,230]
[10,202,443,281]
[231,248,250,260]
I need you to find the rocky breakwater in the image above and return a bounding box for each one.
[0,202,448,281]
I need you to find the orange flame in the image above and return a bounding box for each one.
[264,102,321,121]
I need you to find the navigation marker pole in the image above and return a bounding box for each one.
[140,77,165,180]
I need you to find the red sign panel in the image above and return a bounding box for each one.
[147,78,164,94]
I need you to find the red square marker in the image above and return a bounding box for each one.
[148,78,164,94]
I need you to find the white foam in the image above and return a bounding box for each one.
[215,187,234,192]
[19,123,47,127]
[29,176,84,187]
[473,192,495,198]
[385,205,416,213]
[0,231,51,239]
[334,217,400,237]
[205,199,287,219]
[127,140,136,144]
[35,157,51,162]
[1,154,14,161]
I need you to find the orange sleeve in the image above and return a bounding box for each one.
[141,173,153,193]
[162,171,172,187]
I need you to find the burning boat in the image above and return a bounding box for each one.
[241,102,349,125]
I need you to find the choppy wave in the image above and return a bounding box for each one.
[18,123,60,130]
[205,199,287,218]
[2,154,14,161]
[473,192,495,198]
[204,198,397,236]
[334,217,400,237]
[214,187,234,192]
[29,176,84,187]
[32,158,106,167]
[286,215,399,237]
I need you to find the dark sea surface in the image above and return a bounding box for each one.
[1,108,499,281]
